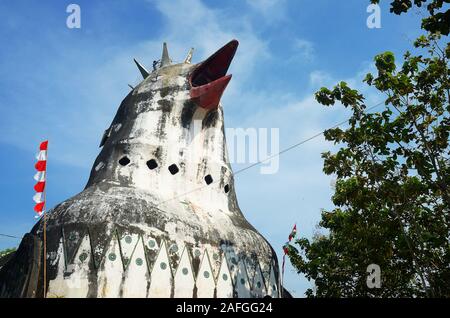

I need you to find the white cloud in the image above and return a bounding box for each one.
[246,0,287,22]
[293,38,315,62]
[309,70,333,87]
[152,0,269,70]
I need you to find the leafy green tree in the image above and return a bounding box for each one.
[0,248,16,259]
[287,1,449,297]
[371,0,449,35]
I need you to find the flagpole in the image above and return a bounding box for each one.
[43,199,46,298]
[281,223,296,298]
[281,256,285,298]
[33,140,48,298]
[42,144,48,299]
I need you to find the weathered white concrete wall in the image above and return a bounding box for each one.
[42,43,282,298]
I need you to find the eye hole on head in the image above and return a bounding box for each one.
[224,184,230,193]
[146,159,158,170]
[168,164,179,175]
[119,156,130,166]
[204,174,213,185]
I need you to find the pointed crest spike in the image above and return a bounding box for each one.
[160,42,171,67]
[184,48,194,64]
[133,58,150,79]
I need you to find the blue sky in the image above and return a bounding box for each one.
[0,0,424,297]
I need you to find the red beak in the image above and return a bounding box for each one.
[190,40,238,110]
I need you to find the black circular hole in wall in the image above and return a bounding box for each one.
[119,156,130,166]
[204,174,213,185]
[224,184,230,193]
[168,164,179,175]
[146,159,158,170]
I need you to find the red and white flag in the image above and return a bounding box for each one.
[281,223,297,295]
[33,140,48,217]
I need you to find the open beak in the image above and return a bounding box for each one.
[190,39,238,110]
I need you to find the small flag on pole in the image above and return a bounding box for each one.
[33,140,48,217]
[281,223,297,296]
[283,223,297,256]
[288,224,297,241]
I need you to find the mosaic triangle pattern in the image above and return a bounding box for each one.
[45,231,280,298]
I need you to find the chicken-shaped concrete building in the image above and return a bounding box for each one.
[0,40,281,298]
